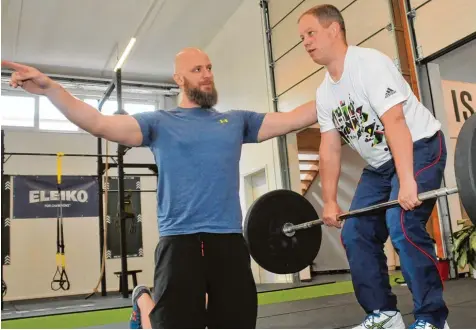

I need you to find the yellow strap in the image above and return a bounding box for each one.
[56,152,64,185]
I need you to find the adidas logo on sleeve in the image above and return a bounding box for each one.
[385,88,396,98]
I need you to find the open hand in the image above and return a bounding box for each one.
[398,178,422,211]
[2,60,55,95]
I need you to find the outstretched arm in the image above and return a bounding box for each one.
[45,86,144,146]
[2,60,145,147]
[257,100,317,142]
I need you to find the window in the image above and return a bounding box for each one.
[39,96,79,131]
[84,98,99,109]
[0,95,35,127]
[84,99,155,115]
[124,103,155,115]
[92,100,155,116]
[1,93,159,132]
[99,100,119,116]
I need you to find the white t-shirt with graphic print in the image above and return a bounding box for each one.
[316,45,441,168]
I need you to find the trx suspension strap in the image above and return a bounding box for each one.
[51,152,70,291]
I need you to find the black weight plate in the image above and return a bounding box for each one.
[243,189,322,274]
[455,113,476,225]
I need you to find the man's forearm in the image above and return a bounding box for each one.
[45,83,103,135]
[288,100,317,131]
[320,151,341,204]
[384,118,414,183]
[257,101,317,142]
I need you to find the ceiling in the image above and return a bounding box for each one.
[1,0,244,85]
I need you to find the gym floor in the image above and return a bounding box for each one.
[2,273,475,329]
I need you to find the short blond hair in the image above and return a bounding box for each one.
[299,4,347,41]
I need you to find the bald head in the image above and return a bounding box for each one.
[173,47,217,108]
[174,47,210,74]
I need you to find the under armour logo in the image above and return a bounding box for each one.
[385,88,396,98]
[219,119,229,124]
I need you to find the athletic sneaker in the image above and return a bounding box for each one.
[409,319,450,329]
[129,285,152,329]
[353,310,406,328]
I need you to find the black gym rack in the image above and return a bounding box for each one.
[1,68,159,303]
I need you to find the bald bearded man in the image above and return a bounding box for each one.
[2,49,317,329]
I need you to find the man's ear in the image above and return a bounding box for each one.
[173,73,183,86]
[330,21,340,38]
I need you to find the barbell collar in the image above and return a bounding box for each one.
[282,186,459,235]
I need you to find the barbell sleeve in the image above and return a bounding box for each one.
[282,186,459,234]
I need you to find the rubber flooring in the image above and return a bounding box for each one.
[256,278,475,328]
[86,278,475,329]
[1,293,131,321]
[1,273,351,320]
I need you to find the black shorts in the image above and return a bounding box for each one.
[149,232,258,329]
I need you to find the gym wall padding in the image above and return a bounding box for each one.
[2,131,159,301]
[267,0,401,272]
[268,0,303,27]
[409,0,476,60]
[409,0,427,7]
[271,0,399,112]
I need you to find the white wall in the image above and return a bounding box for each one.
[164,95,178,110]
[432,38,476,84]
[2,95,176,301]
[204,0,283,208]
[204,0,294,283]
[304,145,367,271]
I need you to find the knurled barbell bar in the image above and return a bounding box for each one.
[281,186,458,237]
[243,113,476,275]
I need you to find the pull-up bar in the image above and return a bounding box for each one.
[4,152,115,158]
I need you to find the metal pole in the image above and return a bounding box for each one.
[96,98,107,296]
[105,163,158,171]
[98,81,116,110]
[405,0,422,63]
[260,0,291,191]
[115,68,129,298]
[259,0,298,284]
[103,189,157,193]
[3,152,114,158]
[94,71,119,297]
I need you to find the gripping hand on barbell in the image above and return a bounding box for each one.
[323,202,343,228]
[397,178,422,211]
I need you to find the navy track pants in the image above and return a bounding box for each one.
[341,131,449,328]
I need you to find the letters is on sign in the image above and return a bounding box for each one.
[12,176,99,219]
[442,80,475,138]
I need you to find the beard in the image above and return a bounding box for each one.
[184,78,218,108]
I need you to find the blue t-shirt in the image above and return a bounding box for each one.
[132,107,266,237]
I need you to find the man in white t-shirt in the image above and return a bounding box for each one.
[297,4,449,329]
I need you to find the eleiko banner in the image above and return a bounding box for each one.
[12,175,99,219]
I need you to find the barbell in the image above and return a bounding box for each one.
[243,113,476,275]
